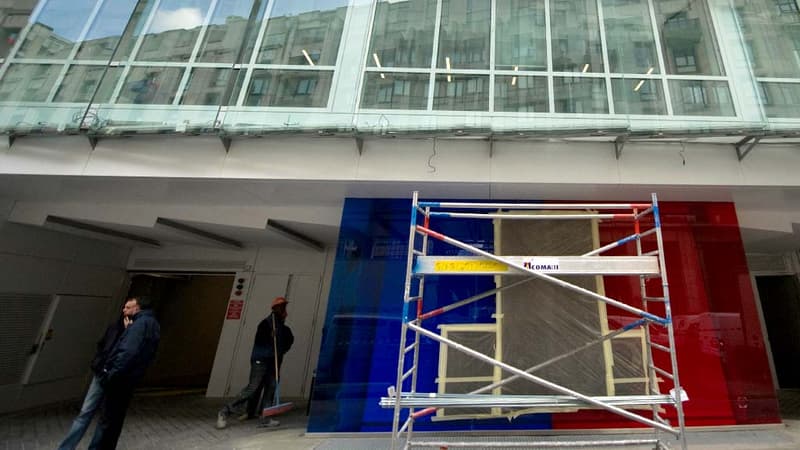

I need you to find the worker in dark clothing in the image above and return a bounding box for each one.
[216,296,294,429]
[57,299,136,450]
[87,296,160,450]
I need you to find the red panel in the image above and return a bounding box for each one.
[551,202,779,429]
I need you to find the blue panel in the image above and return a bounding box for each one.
[308,198,552,432]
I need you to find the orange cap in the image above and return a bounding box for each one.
[271,296,288,308]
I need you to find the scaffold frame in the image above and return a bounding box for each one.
[381,192,688,450]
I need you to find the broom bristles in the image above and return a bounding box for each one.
[262,401,293,417]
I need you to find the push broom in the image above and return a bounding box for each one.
[262,310,293,417]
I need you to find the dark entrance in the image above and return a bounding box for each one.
[128,273,233,390]
[757,275,800,389]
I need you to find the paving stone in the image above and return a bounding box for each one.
[2,392,800,449]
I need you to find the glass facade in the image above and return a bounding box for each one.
[0,0,799,133]
[309,198,780,432]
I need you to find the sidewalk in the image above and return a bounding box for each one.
[1,392,799,449]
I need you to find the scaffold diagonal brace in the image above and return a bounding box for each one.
[415,225,669,325]
[406,322,679,435]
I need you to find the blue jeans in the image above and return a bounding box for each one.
[57,375,104,450]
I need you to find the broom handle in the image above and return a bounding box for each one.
[272,313,280,405]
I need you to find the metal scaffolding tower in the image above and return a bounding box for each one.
[381,192,688,450]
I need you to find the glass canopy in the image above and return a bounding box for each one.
[0,0,796,137]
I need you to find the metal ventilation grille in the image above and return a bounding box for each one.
[0,294,52,386]
[747,253,791,274]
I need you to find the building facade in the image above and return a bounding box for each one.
[1,0,800,435]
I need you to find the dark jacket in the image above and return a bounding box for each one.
[250,312,293,364]
[90,319,125,375]
[101,309,160,384]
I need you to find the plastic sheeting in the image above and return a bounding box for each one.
[440,330,496,417]
[498,217,607,397]
[437,215,648,418]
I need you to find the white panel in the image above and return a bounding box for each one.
[492,141,620,184]
[344,181,492,199]
[254,248,329,274]
[304,250,335,398]
[737,211,795,234]
[0,294,52,386]
[72,239,131,268]
[357,139,491,182]
[61,266,126,297]
[85,136,227,177]
[1,135,800,192]
[227,274,289,395]
[24,295,111,384]
[0,222,79,259]
[0,199,14,221]
[222,138,359,180]
[277,274,322,399]
[0,136,91,175]
[618,144,744,185]
[129,245,258,271]
[740,146,800,186]
[0,255,68,293]
[207,272,254,397]
[0,385,22,412]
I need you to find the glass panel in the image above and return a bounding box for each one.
[735,0,800,78]
[257,0,348,66]
[1,7,34,59]
[360,72,429,109]
[669,79,734,116]
[244,69,333,107]
[654,0,724,75]
[111,0,158,61]
[17,0,97,59]
[228,69,247,106]
[368,0,437,69]
[550,0,604,73]
[116,66,185,104]
[75,0,140,60]
[433,74,489,111]
[759,82,800,118]
[602,0,659,74]
[437,0,491,70]
[53,65,121,103]
[494,75,548,112]
[0,64,61,102]
[611,78,666,115]
[136,0,214,63]
[196,0,268,64]
[180,67,235,105]
[495,0,546,71]
[553,76,608,113]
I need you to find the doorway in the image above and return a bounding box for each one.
[756,275,800,389]
[756,274,800,419]
[128,273,233,391]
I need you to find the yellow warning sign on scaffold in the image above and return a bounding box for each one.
[433,260,508,273]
